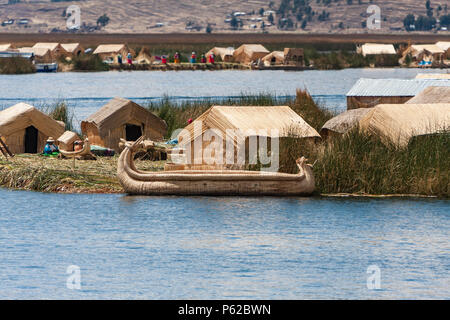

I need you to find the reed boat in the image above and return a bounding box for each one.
[117,137,315,196]
[59,138,92,158]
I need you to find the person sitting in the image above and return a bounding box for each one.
[43,137,59,155]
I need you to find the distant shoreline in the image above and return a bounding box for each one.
[1,32,449,47]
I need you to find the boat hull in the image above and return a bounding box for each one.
[117,140,315,196]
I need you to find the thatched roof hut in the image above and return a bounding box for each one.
[32,43,67,57]
[357,43,397,56]
[284,48,304,66]
[57,131,80,151]
[61,43,84,57]
[18,47,54,62]
[435,41,450,58]
[320,108,372,138]
[0,43,14,51]
[135,47,153,64]
[206,47,235,62]
[359,103,450,147]
[81,98,167,151]
[401,44,445,63]
[0,103,65,154]
[232,44,269,65]
[177,106,320,167]
[93,44,132,63]
[406,86,450,104]
[262,51,284,66]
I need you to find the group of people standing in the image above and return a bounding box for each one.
[117,52,133,65]
[161,51,215,65]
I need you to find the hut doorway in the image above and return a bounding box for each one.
[24,126,38,153]
[125,124,142,141]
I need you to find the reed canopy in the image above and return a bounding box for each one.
[57,130,80,151]
[359,103,450,147]
[232,44,269,65]
[177,105,320,168]
[406,86,450,104]
[320,108,372,138]
[81,97,167,151]
[206,47,235,62]
[0,103,65,154]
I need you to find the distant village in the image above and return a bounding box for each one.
[0,40,449,73]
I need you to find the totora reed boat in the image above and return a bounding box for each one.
[117,137,315,196]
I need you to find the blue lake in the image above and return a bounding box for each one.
[0,68,447,126]
[0,189,448,299]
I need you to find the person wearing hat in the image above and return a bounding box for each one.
[43,137,59,155]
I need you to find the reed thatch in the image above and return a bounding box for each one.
[32,43,67,57]
[232,44,269,65]
[320,108,372,138]
[81,98,167,151]
[359,103,450,147]
[406,86,450,104]
[177,105,320,167]
[135,47,153,64]
[57,131,80,151]
[0,43,13,51]
[0,103,65,154]
[206,47,235,62]
[357,43,397,56]
[262,51,284,65]
[93,44,132,63]
[18,47,54,62]
[283,48,304,66]
[60,43,84,56]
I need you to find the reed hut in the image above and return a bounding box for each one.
[320,108,372,138]
[135,47,153,64]
[346,78,450,109]
[18,47,54,62]
[232,44,269,65]
[206,47,235,62]
[406,86,450,104]
[81,98,167,151]
[0,103,65,154]
[32,43,67,58]
[176,106,320,168]
[93,44,132,63]
[357,43,397,57]
[283,48,305,66]
[435,41,450,59]
[57,131,80,151]
[359,103,450,148]
[61,43,84,57]
[0,43,14,51]
[401,44,445,64]
[262,51,284,66]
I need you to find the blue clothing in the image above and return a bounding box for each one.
[44,143,59,155]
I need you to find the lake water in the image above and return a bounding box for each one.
[0,188,448,299]
[0,68,447,126]
[1,68,449,299]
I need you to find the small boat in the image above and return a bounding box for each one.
[35,63,58,73]
[117,137,315,196]
[59,138,92,158]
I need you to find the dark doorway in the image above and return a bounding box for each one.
[25,126,38,153]
[125,124,142,141]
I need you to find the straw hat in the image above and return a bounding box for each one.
[46,137,55,143]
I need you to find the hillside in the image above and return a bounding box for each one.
[0,0,449,34]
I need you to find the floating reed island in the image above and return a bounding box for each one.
[0,88,448,197]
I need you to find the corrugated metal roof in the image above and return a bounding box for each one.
[347,78,450,97]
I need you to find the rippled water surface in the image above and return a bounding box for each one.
[0,68,446,125]
[0,189,448,299]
